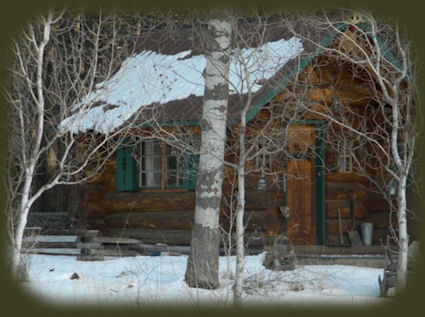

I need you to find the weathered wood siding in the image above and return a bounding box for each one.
[80,155,281,245]
[324,172,392,245]
[79,151,394,246]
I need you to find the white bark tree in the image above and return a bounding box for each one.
[4,9,148,279]
[185,14,232,290]
[191,13,305,304]
[227,16,302,304]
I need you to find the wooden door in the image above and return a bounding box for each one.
[287,125,316,244]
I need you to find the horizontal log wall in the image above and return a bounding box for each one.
[81,157,281,244]
[79,146,395,246]
[324,172,391,245]
[81,160,394,246]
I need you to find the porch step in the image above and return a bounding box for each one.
[22,248,82,256]
[23,235,79,249]
[22,231,103,257]
[23,211,104,258]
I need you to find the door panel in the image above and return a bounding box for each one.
[287,125,316,244]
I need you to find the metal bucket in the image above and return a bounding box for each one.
[361,222,374,246]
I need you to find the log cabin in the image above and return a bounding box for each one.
[59,19,416,250]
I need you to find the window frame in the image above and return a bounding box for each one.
[139,139,185,190]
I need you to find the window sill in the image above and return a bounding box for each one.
[137,188,189,193]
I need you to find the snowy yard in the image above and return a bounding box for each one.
[21,252,388,309]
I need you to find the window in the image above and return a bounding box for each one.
[337,139,353,172]
[140,139,163,188]
[165,143,185,187]
[139,139,184,189]
[116,137,199,191]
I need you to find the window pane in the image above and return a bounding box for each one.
[141,139,163,188]
[153,157,162,170]
[142,156,162,171]
[166,169,183,187]
[142,141,152,155]
[141,172,151,187]
[152,140,162,155]
[141,157,150,171]
[142,140,162,156]
[164,143,183,188]
[166,170,177,187]
[165,144,180,155]
[141,171,161,187]
[153,172,162,186]
[167,156,177,170]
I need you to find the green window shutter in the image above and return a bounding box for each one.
[116,145,138,191]
[183,151,199,190]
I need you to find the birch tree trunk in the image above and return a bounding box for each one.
[6,11,146,280]
[185,17,232,289]
[397,174,409,289]
[233,113,247,306]
[10,13,53,278]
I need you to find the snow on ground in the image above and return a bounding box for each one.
[21,252,387,309]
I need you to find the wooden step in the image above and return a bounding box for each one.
[76,241,103,249]
[23,235,78,243]
[129,243,190,255]
[23,235,78,248]
[49,229,99,236]
[80,236,141,244]
[80,248,140,257]
[22,248,81,256]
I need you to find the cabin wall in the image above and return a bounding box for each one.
[79,153,281,246]
[324,172,391,245]
[80,149,395,246]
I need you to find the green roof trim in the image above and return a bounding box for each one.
[128,22,405,129]
[136,120,201,129]
[246,22,406,123]
[245,23,346,122]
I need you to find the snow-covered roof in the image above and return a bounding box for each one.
[60,35,304,134]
